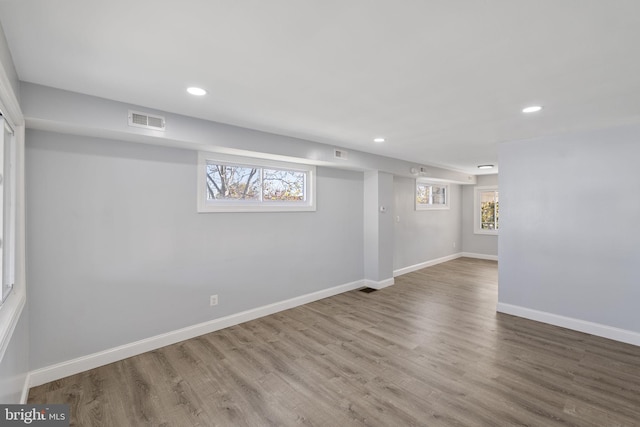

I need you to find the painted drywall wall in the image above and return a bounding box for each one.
[499,124,640,334]
[393,176,462,271]
[462,174,498,257]
[364,171,394,283]
[26,129,364,370]
[0,21,19,101]
[363,171,379,281]
[0,308,28,403]
[377,172,394,280]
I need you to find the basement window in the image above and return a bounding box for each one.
[474,186,499,234]
[416,181,449,210]
[197,152,316,212]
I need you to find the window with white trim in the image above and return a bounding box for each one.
[416,181,449,210]
[0,116,16,304]
[474,186,499,234]
[197,152,316,212]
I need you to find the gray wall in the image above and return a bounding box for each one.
[378,172,394,280]
[363,171,379,280]
[461,174,498,257]
[0,21,19,100]
[363,171,394,282]
[26,129,364,369]
[393,176,462,271]
[499,124,640,332]
[0,308,28,403]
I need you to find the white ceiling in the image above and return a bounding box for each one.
[1,0,640,174]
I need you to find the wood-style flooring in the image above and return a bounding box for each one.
[28,258,640,426]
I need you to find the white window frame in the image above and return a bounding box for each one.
[1,118,16,304]
[474,185,499,235]
[0,107,25,365]
[197,152,316,213]
[415,180,449,210]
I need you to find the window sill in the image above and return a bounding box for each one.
[416,205,450,211]
[474,230,498,236]
[198,204,316,213]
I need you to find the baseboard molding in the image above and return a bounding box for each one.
[28,279,365,388]
[363,277,395,290]
[393,253,462,277]
[460,252,498,261]
[497,303,640,347]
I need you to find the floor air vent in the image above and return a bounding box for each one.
[359,287,377,293]
[128,110,165,131]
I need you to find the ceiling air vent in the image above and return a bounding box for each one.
[128,110,165,131]
[334,148,348,160]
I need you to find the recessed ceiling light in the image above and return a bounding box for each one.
[522,105,543,113]
[477,165,494,169]
[373,137,385,143]
[187,87,207,96]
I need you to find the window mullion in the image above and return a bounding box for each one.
[259,167,264,203]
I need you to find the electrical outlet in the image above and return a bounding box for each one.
[453,242,456,248]
[210,295,218,306]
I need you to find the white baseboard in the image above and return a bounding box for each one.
[363,277,394,290]
[460,252,498,261]
[393,253,462,277]
[28,279,365,388]
[497,303,640,347]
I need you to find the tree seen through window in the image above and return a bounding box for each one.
[480,191,499,230]
[206,163,306,202]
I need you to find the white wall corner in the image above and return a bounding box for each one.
[496,303,640,347]
[393,253,462,277]
[20,372,31,403]
[364,277,395,290]
[460,252,498,261]
[27,279,365,388]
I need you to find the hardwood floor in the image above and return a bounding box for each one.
[29,258,640,426]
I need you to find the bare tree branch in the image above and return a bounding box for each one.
[207,171,222,199]
[242,168,258,199]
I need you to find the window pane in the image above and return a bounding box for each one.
[0,118,14,304]
[480,190,498,230]
[416,184,431,205]
[263,169,306,201]
[494,193,499,230]
[206,164,261,201]
[480,191,495,204]
[432,186,445,205]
